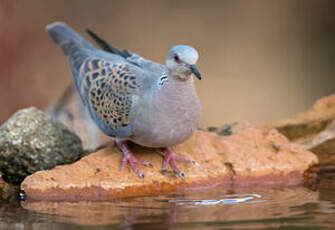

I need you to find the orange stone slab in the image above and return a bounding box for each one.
[272,94,335,142]
[21,129,318,201]
[271,94,335,166]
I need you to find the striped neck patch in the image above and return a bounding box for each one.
[158,73,168,87]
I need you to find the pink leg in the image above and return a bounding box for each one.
[156,147,196,178]
[116,139,151,178]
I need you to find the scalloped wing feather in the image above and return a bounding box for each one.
[79,58,140,137]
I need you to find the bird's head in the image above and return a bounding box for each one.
[166,45,201,81]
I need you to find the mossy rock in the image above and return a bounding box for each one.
[0,107,83,184]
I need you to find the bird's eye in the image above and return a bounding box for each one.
[174,55,181,63]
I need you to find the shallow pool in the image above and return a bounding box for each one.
[0,172,334,230]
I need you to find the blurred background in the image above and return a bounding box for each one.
[1,0,335,128]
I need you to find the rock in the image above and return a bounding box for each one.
[21,128,318,201]
[271,94,335,166]
[46,84,110,151]
[0,107,83,184]
[0,175,18,200]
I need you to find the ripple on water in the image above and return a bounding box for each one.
[1,174,335,229]
[156,193,264,205]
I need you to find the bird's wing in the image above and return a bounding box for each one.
[79,57,146,138]
[46,23,154,138]
[86,29,165,75]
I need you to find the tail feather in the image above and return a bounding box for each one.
[62,41,88,71]
[86,28,132,58]
[46,22,94,56]
[47,22,94,87]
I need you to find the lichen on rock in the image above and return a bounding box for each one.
[0,107,83,184]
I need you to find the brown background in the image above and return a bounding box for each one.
[1,0,335,127]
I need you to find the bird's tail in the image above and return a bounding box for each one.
[46,22,94,54]
[46,22,95,80]
[86,29,132,58]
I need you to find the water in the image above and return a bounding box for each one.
[0,172,335,230]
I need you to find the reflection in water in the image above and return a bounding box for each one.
[0,174,335,229]
[157,193,263,205]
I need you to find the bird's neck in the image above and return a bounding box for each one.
[167,69,192,82]
[167,73,195,91]
[154,72,197,104]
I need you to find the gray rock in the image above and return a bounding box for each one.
[0,175,18,201]
[0,107,83,184]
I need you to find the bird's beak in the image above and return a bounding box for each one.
[190,64,202,80]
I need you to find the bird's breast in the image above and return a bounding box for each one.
[130,80,201,147]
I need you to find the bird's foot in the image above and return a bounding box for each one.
[156,147,197,178]
[116,140,151,178]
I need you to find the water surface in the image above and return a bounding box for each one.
[0,172,334,230]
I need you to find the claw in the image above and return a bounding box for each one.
[116,139,151,178]
[139,173,145,179]
[157,147,194,178]
[191,160,199,166]
[162,165,168,172]
[177,172,185,179]
[144,162,153,167]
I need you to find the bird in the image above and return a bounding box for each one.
[46,22,202,178]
